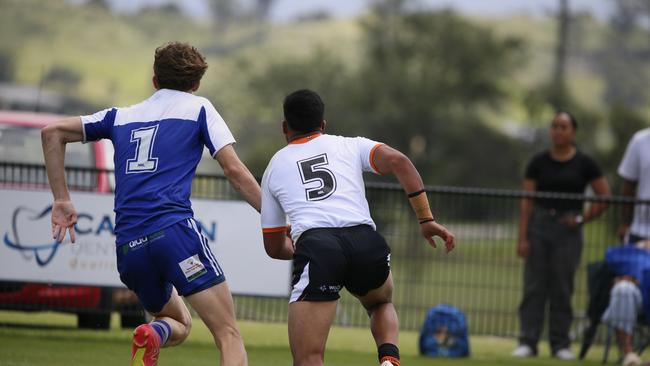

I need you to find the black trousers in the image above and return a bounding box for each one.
[518,210,583,353]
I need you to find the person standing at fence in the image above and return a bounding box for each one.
[260,89,456,366]
[512,111,611,360]
[618,127,650,243]
[41,42,260,366]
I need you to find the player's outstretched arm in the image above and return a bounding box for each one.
[216,145,262,212]
[41,117,84,243]
[372,145,455,252]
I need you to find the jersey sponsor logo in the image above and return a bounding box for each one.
[179,254,207,282]
[297,153,337,201]
[126,124,159,174]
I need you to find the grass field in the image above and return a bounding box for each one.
[0,310,615,366]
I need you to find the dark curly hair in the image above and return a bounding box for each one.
[154,42,208,91]
[283,89,325,133]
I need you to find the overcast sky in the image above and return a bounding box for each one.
[101,0,614,22]
[270,0,613,21]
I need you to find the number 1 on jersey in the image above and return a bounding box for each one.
[297,153,337,201]
[126,125,159,174]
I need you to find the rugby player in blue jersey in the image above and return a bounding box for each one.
[42,42,260,366]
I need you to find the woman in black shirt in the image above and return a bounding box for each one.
[512,112,610,360]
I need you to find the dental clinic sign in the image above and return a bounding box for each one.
[0,188,290,297]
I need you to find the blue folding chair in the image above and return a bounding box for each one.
[582,247,650,363]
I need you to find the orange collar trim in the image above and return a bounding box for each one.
[289,132,323,144]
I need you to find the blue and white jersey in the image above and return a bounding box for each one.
[81,89,235,244]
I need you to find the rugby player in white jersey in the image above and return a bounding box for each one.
[42,42,260,366]
[260,89,456,366]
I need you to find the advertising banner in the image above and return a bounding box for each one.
[0,188,290,297]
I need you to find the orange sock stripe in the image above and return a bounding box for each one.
[380,356,400,366]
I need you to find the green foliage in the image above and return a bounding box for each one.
[360,10,524,108]
[43,66,82,91]
[242,7,529,186]
[285,9,526,187]
[0,0,213,107]
[2,0,649,188]
[596,104,649,188]
[595,0,650,107]
[234,50,351,174]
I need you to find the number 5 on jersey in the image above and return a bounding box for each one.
[297,153,337,201]
[126,125,159,174]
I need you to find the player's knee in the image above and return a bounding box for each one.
[183,318,193,338]
[174,313,192,342]
[364,300,392,316]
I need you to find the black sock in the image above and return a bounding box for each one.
[378,343,400,365]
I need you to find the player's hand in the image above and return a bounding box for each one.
[51,200,77,243]
[516,238,530,259]
[420,221,455,253]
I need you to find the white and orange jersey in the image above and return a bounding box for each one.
[261,133,383,241]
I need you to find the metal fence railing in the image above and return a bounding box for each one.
[364,184,648,340]
[1,162,649,340]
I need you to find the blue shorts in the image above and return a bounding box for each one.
[116,218,225,313]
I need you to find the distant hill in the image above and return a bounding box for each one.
[1,1,610,110]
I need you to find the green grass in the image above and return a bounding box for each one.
[0,310,614,366]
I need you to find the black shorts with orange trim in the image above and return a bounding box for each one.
[289,224,391,303]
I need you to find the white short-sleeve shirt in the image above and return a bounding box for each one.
[261,133,383,241]
[618,127,650,238]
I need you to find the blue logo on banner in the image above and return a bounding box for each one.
[3,205,60,267]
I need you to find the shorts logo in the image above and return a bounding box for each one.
[128,236,148,248]
[179,255,207,282]
[124,231,164,253]
[318,285,341,293]
[387,253,391,267]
